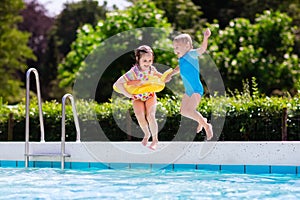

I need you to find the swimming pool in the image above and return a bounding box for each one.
[1,141,300,199]
[0,167,299,199]
[1,141,300,173]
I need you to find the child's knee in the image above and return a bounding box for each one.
[146,113,156,123]
[138,119,148,127]
[180,108,190,117]
[135,114,147,124]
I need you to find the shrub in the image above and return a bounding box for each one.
[1,86,299,141]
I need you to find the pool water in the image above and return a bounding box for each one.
[0,168,299,199]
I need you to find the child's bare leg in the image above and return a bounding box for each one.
[180,94,213,140]
[145,96,159,150]
[197,117,207,133]
[149,135,158,150]
[205,123,213,140]
[133,100,151,146]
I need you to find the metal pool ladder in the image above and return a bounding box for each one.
[24,68,81,169]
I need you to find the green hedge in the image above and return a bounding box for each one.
[0,91,300,142]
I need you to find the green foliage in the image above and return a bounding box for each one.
[206,10,300,95]
[19,0,55,101]
[0,99,10,122]
[194,0,300,30]
[51,0,107,57]
[150,0,204,34]
[41,0,108,100]
[0,0,36,103]
[157,94,181,117]
[58,0,172,89]
[2,81,300,141]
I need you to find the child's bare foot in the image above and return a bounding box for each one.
[205,124,213,140]
[197,118,207,133]
[141,137,149,146]
[149,140,158,150]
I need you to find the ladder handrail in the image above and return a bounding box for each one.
[25,68,45,168]
[61,93,81,142]
[25,68,45,142]
[24,68,81,169]
[61,93,81,169]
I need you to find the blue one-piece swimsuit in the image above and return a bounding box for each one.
[179,49,204,96]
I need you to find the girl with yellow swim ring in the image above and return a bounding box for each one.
[113,45,165,150]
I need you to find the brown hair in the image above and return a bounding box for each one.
[134,45,154,67]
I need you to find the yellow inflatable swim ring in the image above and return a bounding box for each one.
[113,68,173,94]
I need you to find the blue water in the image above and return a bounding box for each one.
[0,168,299,199]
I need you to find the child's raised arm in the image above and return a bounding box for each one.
[196,28,211,55]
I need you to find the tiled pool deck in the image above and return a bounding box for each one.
[0,141,299,174]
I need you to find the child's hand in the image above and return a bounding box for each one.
[164,74,172,83]
[204,28,211,38]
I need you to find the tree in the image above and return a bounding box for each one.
[58,0,174,102]
[193,0,300,55]
[205,11,299,95]
[19,0,54,57]
[50,0,108,59]
[0,0,35,103]
[41,0,108,100]
[19,0,54,99]
[148,0,205,34]
[193,0,299,27]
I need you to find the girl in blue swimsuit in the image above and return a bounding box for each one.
[166,28,213,140]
